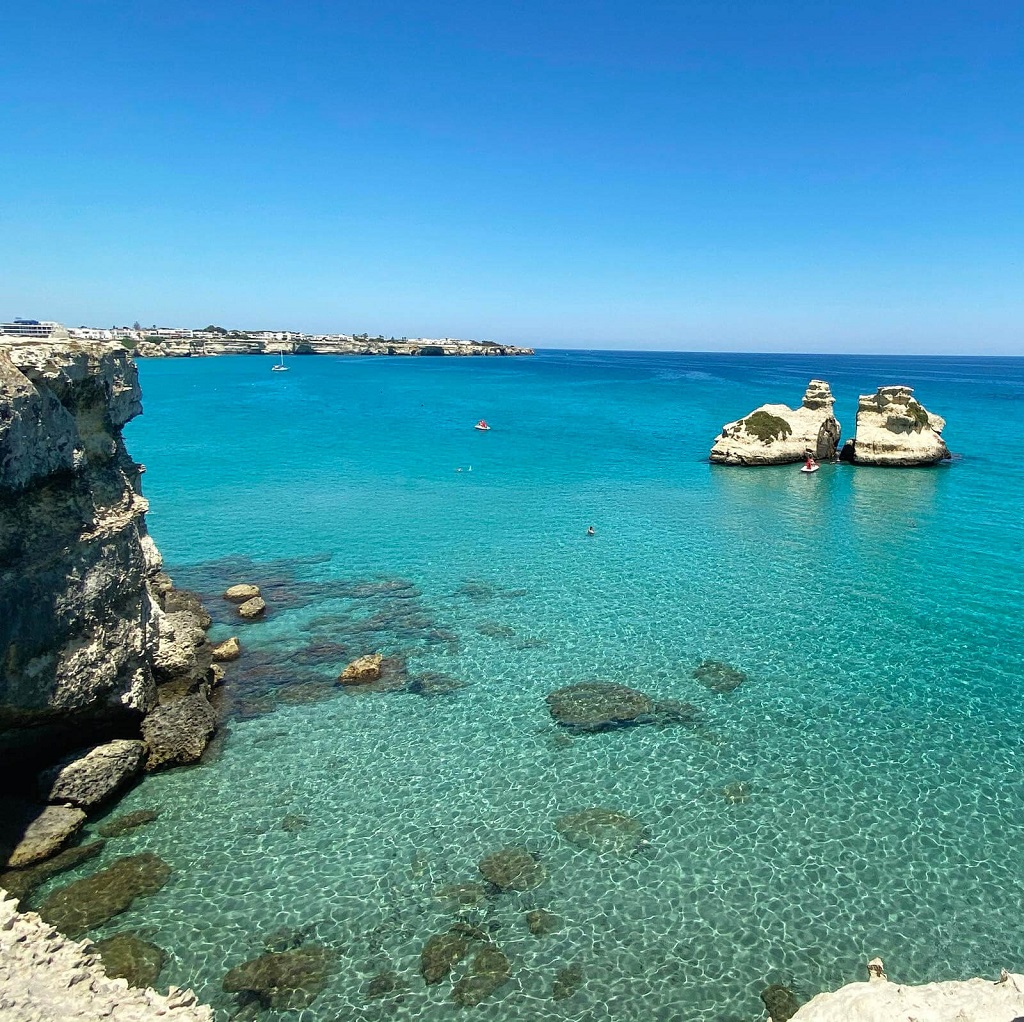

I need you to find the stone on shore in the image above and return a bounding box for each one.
[710,380,841,465]
[224,584,261,602]
[338,653,384,685]
[237,596,267,619]
[38,852,172,937]
[4,805,87,869]
[211,636,241,661]
[839,385,949,466]
[478,846,546,891]
[546,682,655,731]
[39,739,146,809]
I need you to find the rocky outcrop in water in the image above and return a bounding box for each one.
[709,380,841,465]
[839,385,949,466]
[785,959,1024,1021]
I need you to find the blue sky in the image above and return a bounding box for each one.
[2,1,1022,352]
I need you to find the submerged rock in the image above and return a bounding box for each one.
[3,804,87,868]
[338,653,384,685]
[762,983,801,1021]
[476,621,515,639]
[451,945,512,1007]
[840,385,949,466]
[94,931,165,988]
[38,739,145,809]
[97,808,161,838]
[546,682,655,731]
[364,970,407,1000]
[721,781,753,804]
[420,931,470,984]
[552,963,584,1001]
[222,944,332,1010]
[408,671,466,697]
[525,909,562,936]
[280,813,309,833]
[478,846,546,891]
[0,839,105,903]
[38,851,172,937]
[709,380,841,465]
[693,659,747,694]
[554,808,649,856]
[434,883,490,910]
[224,584,261,602]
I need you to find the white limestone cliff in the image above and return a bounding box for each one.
[839,385,949,466]
[710,380,841,465]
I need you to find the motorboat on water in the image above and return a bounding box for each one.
[272,350,289,372]
[474,420,490,431]
[800,461,820,473]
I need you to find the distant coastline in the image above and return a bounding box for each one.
[0,318,533,358]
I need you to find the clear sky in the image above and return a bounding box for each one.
[2,1,1022,353]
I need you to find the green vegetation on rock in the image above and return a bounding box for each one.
[742,410,792,444]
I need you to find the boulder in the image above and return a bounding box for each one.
[525,909,562,936]
[546,682,655,731]
[223,584,261,602]
[478,846,546,891]
[222,945,332,1010]
[3,805,87,868]
[162,588,212,629]
[338,653,384,685]
[141,688,217,771]
[762,983,801,1021]
[0,839,105,902]
[39,740,145,809]
[839,385,949,466]
[237,596,267,619]
[452,946,512,1007]
[554,808,649,856]
[211,636,241,662]
[552,963,584,1001]
[710,380,841,465]
[38,851,172,937]
[420,931,470,984]
[94,932,166,988]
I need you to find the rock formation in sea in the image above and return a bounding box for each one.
[839,385,949,466]
[0,339,220,863]
[783,959,1024,1021]
[709,380,841,465]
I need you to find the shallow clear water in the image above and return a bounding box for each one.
[42,351,1024,1019]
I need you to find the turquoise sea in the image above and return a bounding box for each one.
[50,352,1024,1019]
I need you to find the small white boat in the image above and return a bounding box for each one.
[271,350,289,372]
[800,463,820,473]
[474,420,490,431]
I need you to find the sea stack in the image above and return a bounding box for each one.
[839,386,949,466]
[709,380,841,465]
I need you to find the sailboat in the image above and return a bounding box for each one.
[271,349,289,372]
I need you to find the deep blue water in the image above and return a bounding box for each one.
[51,351,1024,1020]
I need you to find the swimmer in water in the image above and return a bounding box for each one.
[587,526,595,536]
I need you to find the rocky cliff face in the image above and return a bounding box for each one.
[839,385,949,466]
[709,380,841,465]
[131,337,534,358]
[0,340,218,863]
